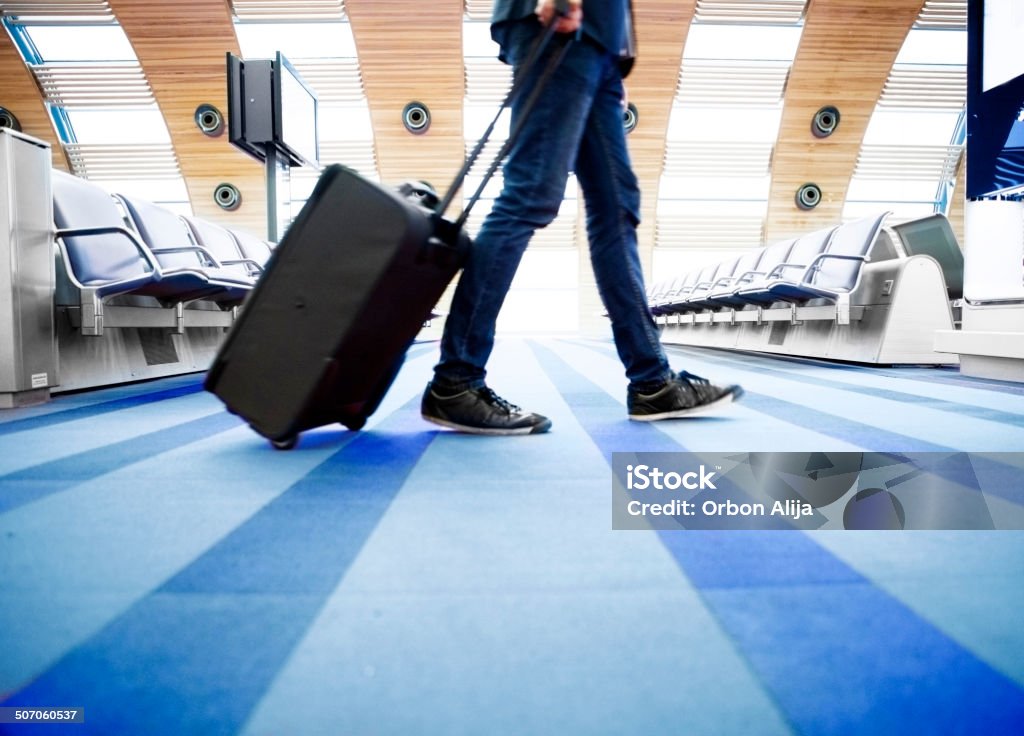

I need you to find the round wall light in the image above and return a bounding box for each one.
[402,102,431,135]
[214,183,241,211]
[194,104,224,137]
[811,105,840,138]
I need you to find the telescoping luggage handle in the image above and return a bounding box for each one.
[435,0,577,229]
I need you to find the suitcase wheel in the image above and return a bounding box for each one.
[270,435,299,451]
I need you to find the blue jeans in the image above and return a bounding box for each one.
[435,21,672,393]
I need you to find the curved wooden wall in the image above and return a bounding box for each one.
[345,0,465,204]
[109,0,267,235]
[578,0,694,335]
[628,0,696,268]
[0,26,69,171]
[765,0,925,240]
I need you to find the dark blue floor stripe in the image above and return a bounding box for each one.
[529,340,1024,735]
[663,343,1024,426]
[0,398,435,736]
[685,344,1024,398]
[0,377,207,436]
[0,412,243,515]
[0,343,437,437]
[561,339,953,452]
[739,393,953,452]
[572,339,1024,428]
[571,340,1024,509]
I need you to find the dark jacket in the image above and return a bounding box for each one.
[491,0,636,77]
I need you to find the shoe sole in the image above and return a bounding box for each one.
[422,413,552,436]
[628,386,744,422]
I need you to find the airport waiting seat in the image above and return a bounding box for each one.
[663,262,720,314]
[702,240,794,310]
[735,213,887,309]
[116,194,255,306]
[650,271,692,315]
[892,213,964,301]
[51,170,227,334]
[183,216,264,279]
[229,228,275,270]
[733,224,839,306]
[682,254,742,311]
[647,278,671,315]
[650,275,687,316]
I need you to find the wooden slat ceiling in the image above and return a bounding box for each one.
[628,0,697,269]
[107,0,267,235]
[0,23,69,170]
[765,0,926,241]
[345,0,465,210]
[576,0,695,331]
[0,0,967,252]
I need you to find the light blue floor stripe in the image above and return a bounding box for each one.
[0,373,207,426]
[561,339,955,452]
[241,340,792,736]
[574,339,1024,450]
[0,412,243,514]
[0,398,434,736]
[0,392,233,477]
[811,530,1024,686]
[0,349,437,696]
[725,350,1024,397]
[0,375,207,435]
[545,340,868,453]
[566,341,1024,509]
[657,343,1024,426]
[529,340,1024,734]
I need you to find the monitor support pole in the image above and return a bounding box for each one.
[264,147,291,243]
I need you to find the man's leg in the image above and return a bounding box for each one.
[435,33,601,388]
[574,57,744,419]
[424,28,604,433]
[573,55,671,390]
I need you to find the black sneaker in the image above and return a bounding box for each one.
[421,383,552,435]
[628,371,743,421]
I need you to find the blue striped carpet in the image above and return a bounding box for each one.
[1,338,1022,735]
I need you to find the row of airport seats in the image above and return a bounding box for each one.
[51,170,274,335]
[645,211,965,364]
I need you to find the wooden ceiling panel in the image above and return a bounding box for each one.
[0,25,69,170]
[628,0,696,270]
[109,0,266,235]
[345,0,465,206]
[766,0,925,240]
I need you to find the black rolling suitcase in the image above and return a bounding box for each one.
[205,13,573,449]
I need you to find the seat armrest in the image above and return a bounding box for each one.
[798,253,869,285]
[766,261,810,280]
[219,258,265,274]
[150,245,222,267]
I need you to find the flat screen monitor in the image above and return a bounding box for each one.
[226,52,318,169]
[273,52,319,168]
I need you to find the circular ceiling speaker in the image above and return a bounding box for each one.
[796,183,822,210]
[0,107,22,132]
[811,105,840,138]
[214,183,241,211]
[623,102,638,134]
[194,103,224,137]
[402,102,431,135]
